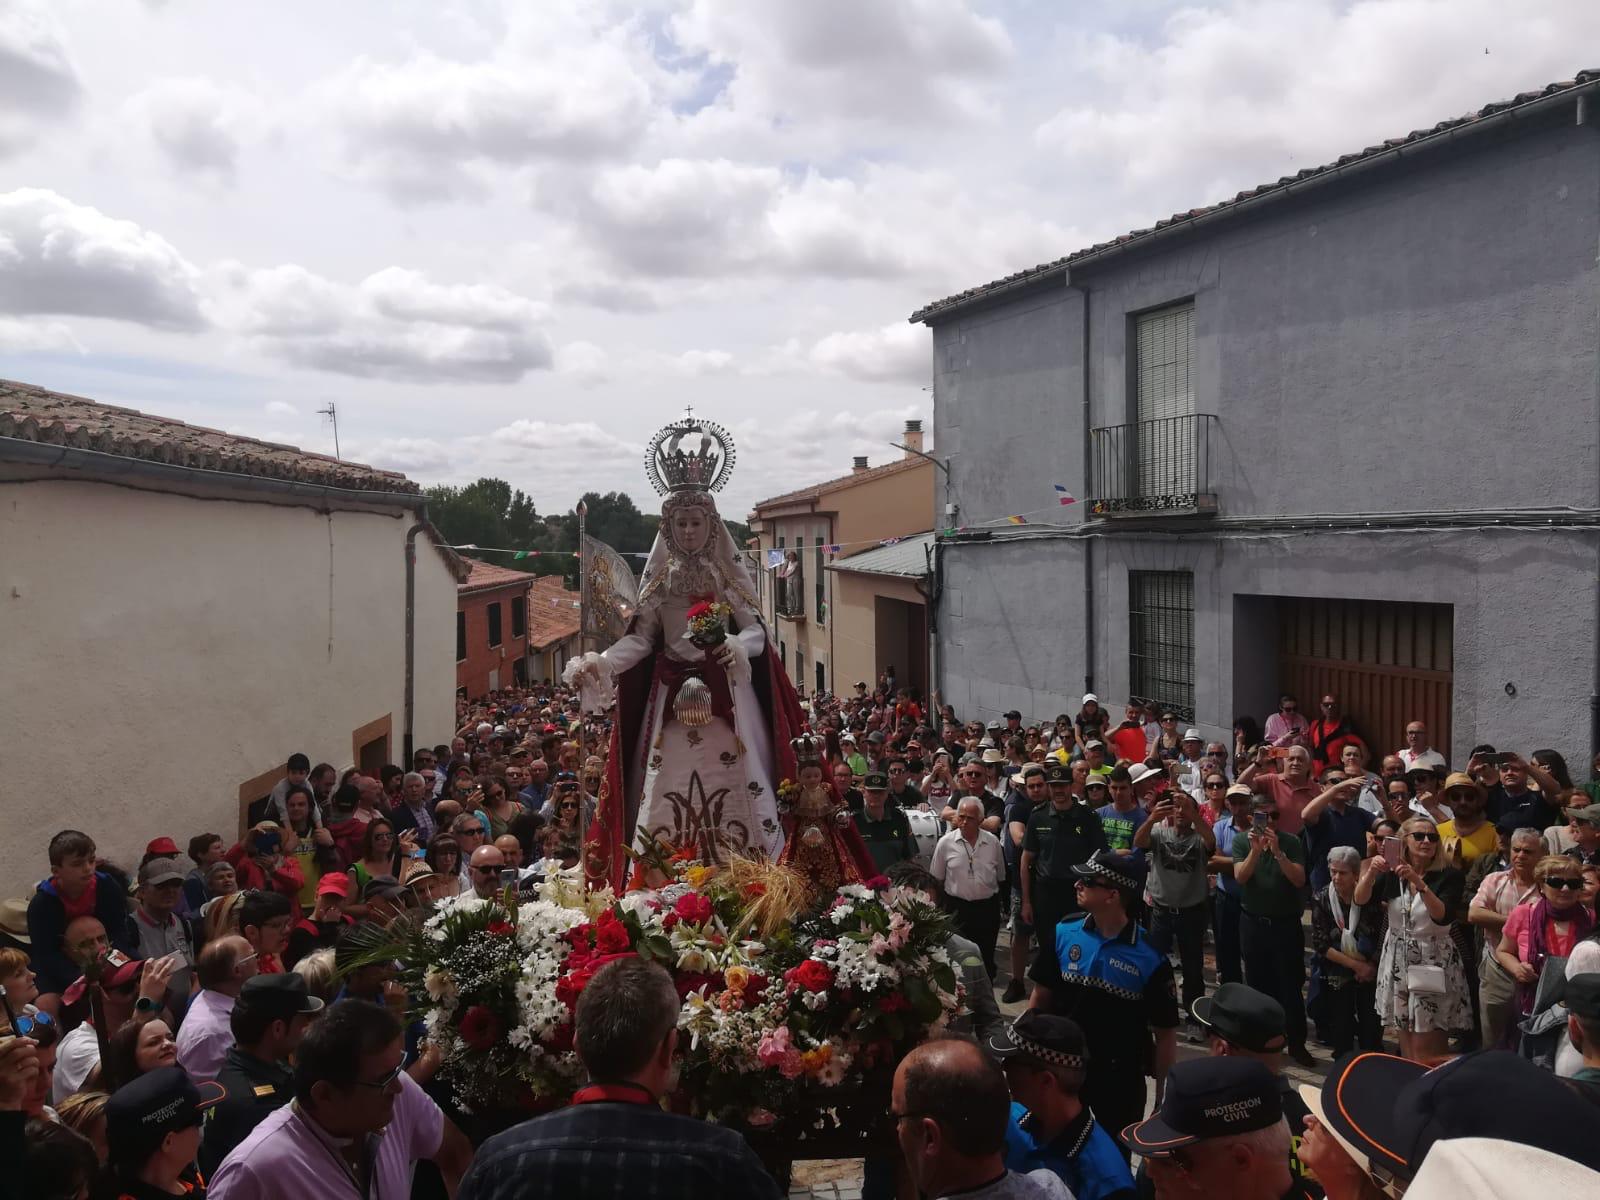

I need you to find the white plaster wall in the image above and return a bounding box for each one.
[0,478,457,894]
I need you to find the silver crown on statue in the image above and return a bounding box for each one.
[645,410,736,496]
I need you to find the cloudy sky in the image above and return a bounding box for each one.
[3,0,1597,517]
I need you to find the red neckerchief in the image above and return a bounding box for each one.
[58,875,98,921]
[571,1081,656,1106]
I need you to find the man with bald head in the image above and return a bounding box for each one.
[893,1038,1070,1199]
[931,796,1006,981]
[468,845,507,899]
[177,934,259,1081]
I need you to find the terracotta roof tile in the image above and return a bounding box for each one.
[458,558,539,595]
[751,454,926,513]
[528,575,581,649]
[911,69,1600,324]
[0,378,419,494]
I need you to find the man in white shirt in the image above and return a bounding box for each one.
[1398,721,1448,775]
[931,796,1006,982]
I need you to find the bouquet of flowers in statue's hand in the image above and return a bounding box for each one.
[685,596,732,648]
[378,852,962,1124]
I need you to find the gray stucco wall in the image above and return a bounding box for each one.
[928,113,1600,766]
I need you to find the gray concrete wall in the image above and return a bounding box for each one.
[929,115,1600,764]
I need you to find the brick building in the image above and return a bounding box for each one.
[456,560,536,698]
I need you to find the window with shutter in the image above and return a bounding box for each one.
[1135,303,1195,499]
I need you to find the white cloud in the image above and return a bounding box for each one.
[808,322,929,384]
[670,0,1011,137]
[123,77,266,181]
[487,419,637,456]
[670,349,734,376]
[0,317,84,354]
[1035,1,1600,203]
[319,3,689,202]
[352,436,455,476]
[0,189,206,329]
[553,340,610,386]
[0,1,81,156]
[264,400,299,418]
[208,261,552,382]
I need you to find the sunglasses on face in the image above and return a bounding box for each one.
[1408,832,1440,843]
[1545,877,1585,891]
[1204,780,1226,789]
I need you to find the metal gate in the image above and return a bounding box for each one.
[1277,598,1453,760]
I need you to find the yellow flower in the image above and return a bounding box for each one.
[801,1044,834,1075]
[685,865,716,890]
[724,965,751,993]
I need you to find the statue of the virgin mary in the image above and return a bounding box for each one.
[564,415,808,887]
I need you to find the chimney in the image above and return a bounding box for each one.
[852,455,869,473]
[903,418,924,457]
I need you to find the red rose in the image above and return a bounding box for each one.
[864,875,890,891]
[564,926,591,949]
[879,991,910,1013]
[741,882,767,900]
[458,1005,502,1051]
[547,1022,575,1053]
[686,600,713,620]
[594,910,632,954]
[785,959,834,993]
[675,971,723,1000]
[674,893,714,924]
[486,920,513,937]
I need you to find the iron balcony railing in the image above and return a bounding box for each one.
[1088,414,1218,515]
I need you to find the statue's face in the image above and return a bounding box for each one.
[671,506,710,555]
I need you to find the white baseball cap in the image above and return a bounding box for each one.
[1081,693,1099,705]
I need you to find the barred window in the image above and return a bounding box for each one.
[1129,571,1194,721]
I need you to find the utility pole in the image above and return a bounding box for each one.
[317,401,341,459]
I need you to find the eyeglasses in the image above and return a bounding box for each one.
[1408,832,1440,843]
[470,864,502,875]
[352,1062,405,1091]
[1203,781,1226,789]
[1545,877,1585,891]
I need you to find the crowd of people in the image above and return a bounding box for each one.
[5,678,1600,1197]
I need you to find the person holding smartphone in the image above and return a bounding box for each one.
[1135,789,1215,1020]
[1355,815,1469,1062]
[1232,797,1314,1067]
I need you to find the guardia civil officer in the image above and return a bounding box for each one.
[197,974,323,1177]
[1027,849,1178,1154]
[1021,762,1109,978]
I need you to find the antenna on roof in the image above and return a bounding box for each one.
[316,401,341,459]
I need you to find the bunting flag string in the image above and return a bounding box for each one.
[1053,483,1076,506]
[449,544,609,558]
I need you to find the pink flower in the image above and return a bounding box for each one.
[778,1050,806,1079]
[747,1107,778,1128]
[757,1026,793,1066]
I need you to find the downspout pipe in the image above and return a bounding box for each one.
[1581,92,1600,764]
[405,504,428,772]
[1072,272,1096,698]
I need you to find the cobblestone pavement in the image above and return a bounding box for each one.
[784,923,1335,1199]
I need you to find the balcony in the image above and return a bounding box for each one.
[1088,414,1218,516]
[776,573,807,621]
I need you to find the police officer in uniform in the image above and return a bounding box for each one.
[1021,762,1109,978]
[1028,849,1178,1155]
[198,974,324,1177]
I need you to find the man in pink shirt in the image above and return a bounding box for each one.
[208,998,471,1197]
[175,935,257,1082]
[1262,695,1309,749]
[1237,745,1316,837]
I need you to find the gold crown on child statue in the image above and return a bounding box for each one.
[645,412,736,497]
[790,734,825,767]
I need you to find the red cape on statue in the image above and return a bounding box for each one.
[585,616,830,889]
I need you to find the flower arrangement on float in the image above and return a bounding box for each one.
[361,845,962,1123]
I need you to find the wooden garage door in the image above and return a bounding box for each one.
[1277,598,1453,760]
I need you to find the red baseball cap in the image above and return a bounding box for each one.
[145,837,180,857]
[316,873,351,898]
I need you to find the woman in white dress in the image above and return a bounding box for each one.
[1355,814,1471,1061]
